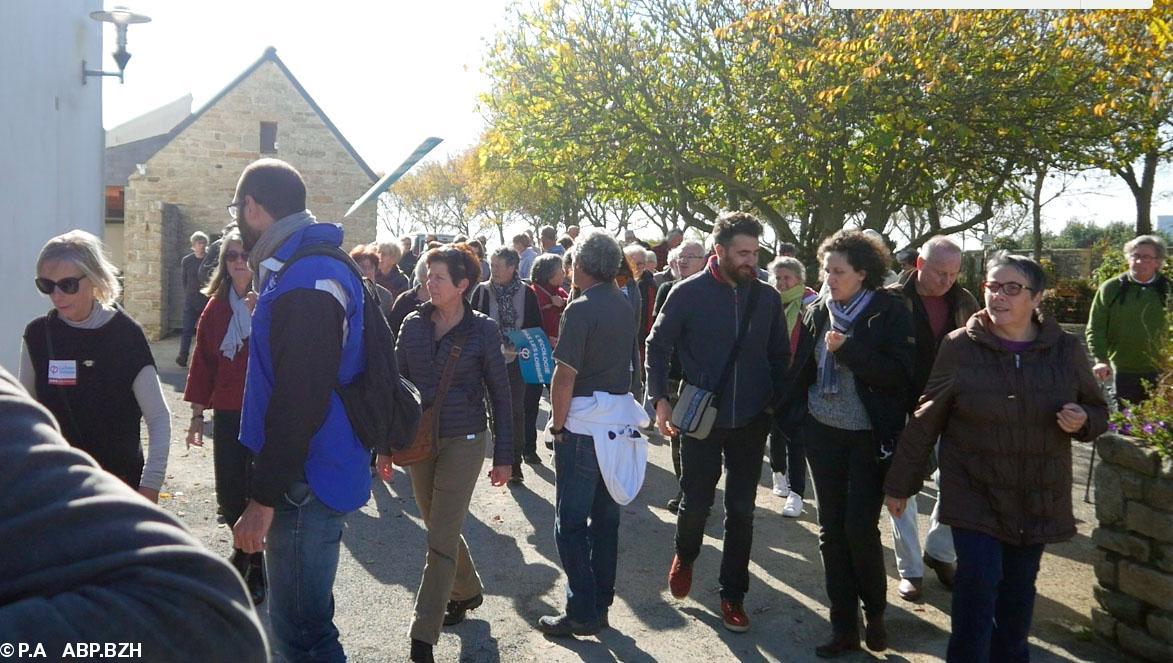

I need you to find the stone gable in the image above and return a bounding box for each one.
[121,58,376,339]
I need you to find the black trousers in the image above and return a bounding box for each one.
[1115,371,1159,407]
[803,415,888,633]
[769,416,807,497]
[522,383,542,457]
[507,363,526,475]
[676,413,770,602]
[212,410,253,526]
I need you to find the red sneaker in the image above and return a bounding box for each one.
[668,554,693,599]
[721,600,750,633]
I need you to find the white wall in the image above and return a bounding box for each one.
[0,1,103,372]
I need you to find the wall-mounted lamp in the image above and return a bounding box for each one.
[82,6,151,85]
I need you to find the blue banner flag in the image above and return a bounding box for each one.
[505,328,555,385]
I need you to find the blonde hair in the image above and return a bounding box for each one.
[36,230,122,305]
[377,241,402,262]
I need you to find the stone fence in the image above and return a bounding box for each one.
[1091,433,1173,661]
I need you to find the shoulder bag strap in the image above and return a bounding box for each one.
[430,330,468,414]
[712,280,761,405]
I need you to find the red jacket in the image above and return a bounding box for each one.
[183,296,250,411]
[531,283,568,343]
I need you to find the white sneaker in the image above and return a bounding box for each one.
[772,472,789,497]
[782,492,804,518]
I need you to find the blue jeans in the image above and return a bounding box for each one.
[267,481,347,662]
[178,294,206,359]
[948,528,1045,663]
[554,430,620,624]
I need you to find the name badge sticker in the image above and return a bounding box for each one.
[48,359,77,386]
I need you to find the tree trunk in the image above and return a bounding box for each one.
[1032,165,1046,262]
[1136,148,1157,236]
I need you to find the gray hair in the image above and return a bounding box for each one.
[921,235,962,262]
[679,239,705,257]
[1124,234,1167,262]
[190,231,209,245]
[531,252,564,286]
[623,244,647,261]
[36,230,122,305]
[492,246,520,269]
[377,241,402,261]
[769,256,805,283]
[414,252,429,283]
[667,246,683,265]
[574,230,624,281]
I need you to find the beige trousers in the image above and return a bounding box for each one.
[408,431,487,644]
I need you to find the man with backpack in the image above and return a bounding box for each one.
[1087,235,1169,406]
[231,158,371,662]
[645,212,790,633]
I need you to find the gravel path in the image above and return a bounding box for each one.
[151,336,1122,662]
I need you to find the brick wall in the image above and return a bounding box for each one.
[122,60,376,338]
[1091,434,1173,661]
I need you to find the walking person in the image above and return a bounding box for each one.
[647,212,790,633]
[885,253,1108,662]
[177,231,210,367]
[527,253,570,463]
[471,247,542,483]
[379,244,513,663]
[1087,234,1169,405]
[650,239,707,514]
[389,258,432,340]
[778,230,915,657]
[182,227,266,605]
[767,256,818,518]
[20,230,171,502]
[884,236,979,601]
[375,240,411,300]
[230,158,372,662]
[537,229,646,636]
[350,244,395,318]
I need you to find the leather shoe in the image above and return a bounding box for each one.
[865,613,888,651]
[815,632,861,658]
[443,593,483,625]
[666,496,681,514]
[668,554,692,599]
[898,576,923,602]
[536,614,601,637]
[720,600,750,633]
[924,553,956,589]
[409,638,434,663]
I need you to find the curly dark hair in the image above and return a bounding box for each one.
[711,211,764,247]
[817,230,892,291]
[425,242,481,292]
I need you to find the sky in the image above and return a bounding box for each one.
[98,1,1171,244]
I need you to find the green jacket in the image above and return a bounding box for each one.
[1085,273,1170,373]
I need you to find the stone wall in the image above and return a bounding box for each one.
[1091,433,1173,661]
[122,59,376,338]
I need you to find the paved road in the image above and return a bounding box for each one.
[151,336,1123,662]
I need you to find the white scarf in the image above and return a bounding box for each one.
[219,289,252,360]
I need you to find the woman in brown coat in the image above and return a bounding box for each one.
[884,253,1108,662]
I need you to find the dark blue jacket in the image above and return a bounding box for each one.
[396,300,514,466]
[645,264,790,429]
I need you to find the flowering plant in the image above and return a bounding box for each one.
[1108,320,1172,459]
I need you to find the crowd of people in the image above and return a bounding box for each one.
[8,155,1169,662]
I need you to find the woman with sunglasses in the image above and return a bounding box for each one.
[20,230,171,502]
[181,228,266,605]
[884,252,1108,662]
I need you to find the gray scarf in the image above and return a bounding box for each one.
[249,210,316,289]
[490,273,524,331]
[219,288,252,361]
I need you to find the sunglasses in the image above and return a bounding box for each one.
[35,275,88,295]
[223,249,249,263]
[982,280,1035,296]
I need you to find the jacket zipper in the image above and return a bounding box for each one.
[731,287,739,425]
[1013,351,1027,544]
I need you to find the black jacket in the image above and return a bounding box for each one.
[646,268,789,429]
[780,290,916,455]
[396,301,514,466]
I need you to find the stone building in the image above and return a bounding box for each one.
[109,47,377,339]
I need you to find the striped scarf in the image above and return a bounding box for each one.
[818,288,876,394]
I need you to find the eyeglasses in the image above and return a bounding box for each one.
[982,280,1035,296]
[223,249,249,263]
[1129,253,1160,263]
[678,255,704,262]
[226,200,245,220]
[35,275,88,295]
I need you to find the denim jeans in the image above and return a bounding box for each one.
[266,480,347,663]
[768,415,806,497]
[554,429,620,624]
[803,416,888,633]
[676,412,770,603]
[178,294,207,359]
[948,528,1045,663]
